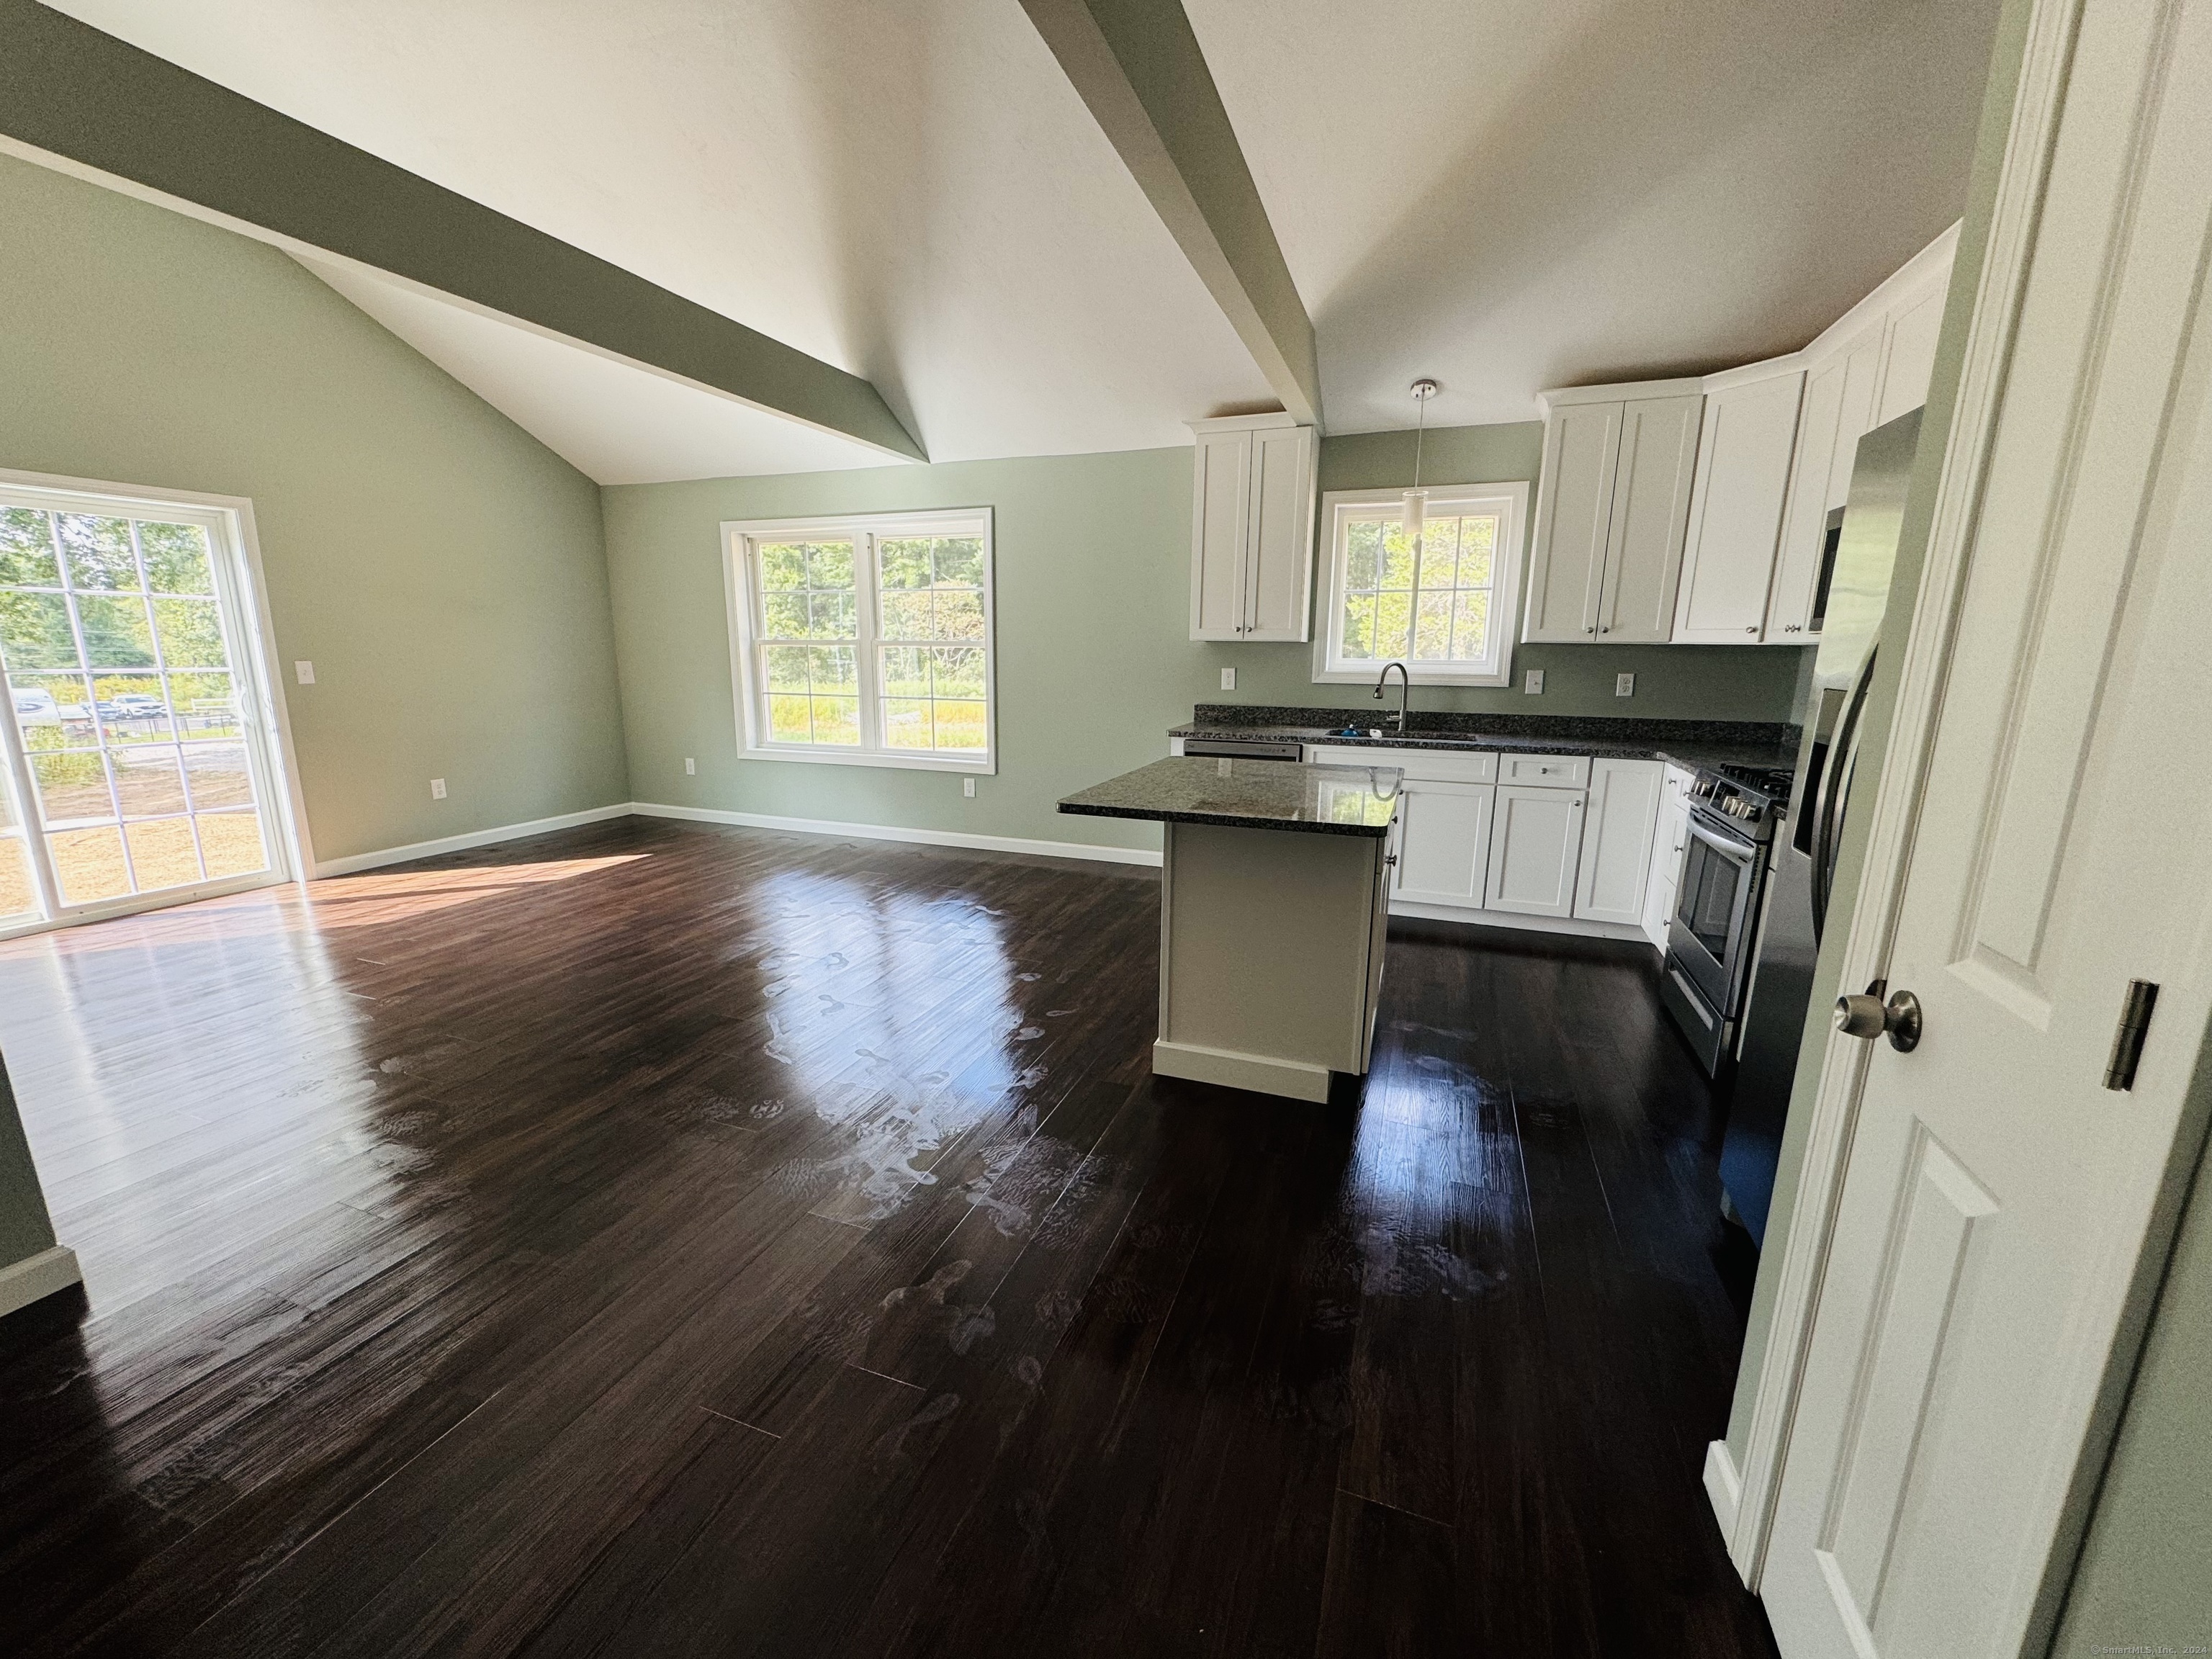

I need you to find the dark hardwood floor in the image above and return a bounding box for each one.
[0,816,1776,1658]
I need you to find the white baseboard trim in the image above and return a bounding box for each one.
[1390,899,1659,947]
[1704,1439,1747,1580]
[312,804,635,878]
[631,801,1163,868]
[0,1244,83,1321]
[1151,1038,1332,1102]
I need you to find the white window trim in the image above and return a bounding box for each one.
[724,508,998,775]
[0,465,313,941]
[1310,482,1530,687]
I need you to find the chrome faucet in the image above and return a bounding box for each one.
[1372,661,1411,736]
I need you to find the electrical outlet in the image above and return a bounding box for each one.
[294,661,315,685]
[430,778,446,800]
[1524,669,1545,695]
[1616,673,1636,698]
[962,777,976,798]
[1220,667,1236,691]
[684,757,696,775]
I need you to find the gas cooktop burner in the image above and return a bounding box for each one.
[1716,763,1794,801]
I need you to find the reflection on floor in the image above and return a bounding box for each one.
[0,817,1776,1658]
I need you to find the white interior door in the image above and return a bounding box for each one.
[1,480,295,929]
[1762,6,2212,1653]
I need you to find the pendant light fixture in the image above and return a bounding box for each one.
[1404,378,1439,541]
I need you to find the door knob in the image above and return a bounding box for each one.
[1834,982,1923,1052]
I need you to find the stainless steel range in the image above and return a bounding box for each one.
[1660,762,1794,1077]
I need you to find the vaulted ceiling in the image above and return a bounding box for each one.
[41,0,2002,480]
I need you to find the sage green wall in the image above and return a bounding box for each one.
[0,153,629,866]
[601,425,1805,854]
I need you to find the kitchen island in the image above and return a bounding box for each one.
[1060,755,1401,1102]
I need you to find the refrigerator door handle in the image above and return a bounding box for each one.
[1812,647,1878,945]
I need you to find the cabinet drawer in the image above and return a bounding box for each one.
[1498,752,1591,789]
[1308,744,1496,784]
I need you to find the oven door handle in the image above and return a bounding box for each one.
[1686,816,1758,866]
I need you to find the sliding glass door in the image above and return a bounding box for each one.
[0,480,293,930]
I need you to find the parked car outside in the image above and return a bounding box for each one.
[14,688,59,725]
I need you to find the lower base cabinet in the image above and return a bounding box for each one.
[1486,785,1587,917]
[1573,758,1666,925]
[1393,780,1496,907]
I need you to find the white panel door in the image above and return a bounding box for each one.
[1523,401,1622,642]
[1673,370,1804,642]
[1483,785,1585,918]
[1393,780,1493,909]
[1763,9,2212,1655]
[1244,425,1316,641]
[1189,431,1250,640]
[1573,758,1663,925]
[1595,395,1703,643]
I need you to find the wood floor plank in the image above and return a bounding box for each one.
[0,819,1776,1659]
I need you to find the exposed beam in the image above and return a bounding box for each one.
[0,0,925,463]
[1020,0,1321,428]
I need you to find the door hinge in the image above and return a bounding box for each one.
[2104,979,2160,1092]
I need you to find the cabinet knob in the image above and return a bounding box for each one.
[1583,625,1596,634]
[1599,626,1610,634]
[1745,626,1758,634]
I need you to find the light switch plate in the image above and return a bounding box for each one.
[430,778,446,800]
[962,777,976,797]
[294,660,315,685]
[684,757,696,775]
[1524,669,1545,695]
[1220,667,1236,691]
[1616,673,1635,698]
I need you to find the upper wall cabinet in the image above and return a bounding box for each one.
[1523,383,1701,644]
[1522,222,1959,647]
[1672,365,1804,643]
[1189,414,1317,642]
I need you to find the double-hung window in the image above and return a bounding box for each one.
[727,509,995,773]
[1313,484,1529,686]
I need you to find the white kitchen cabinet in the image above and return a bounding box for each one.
[1523,398,1624,641]
[1642,765,1695,948]
[1523,385,1701,644]
[1874,276,1947,426]
[1572,758,1665,925]
[1393,780,1496,909]
[1485,784,1587,919]
[1671,367,1804,644]
[1187,415,1316,642]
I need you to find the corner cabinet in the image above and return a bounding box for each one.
[1189,415,1317,642]
[1521,221,1958,649]
[1524,384,1701,644]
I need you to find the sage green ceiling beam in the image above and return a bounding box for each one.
[0,0,925,462]
[1020,0,1321,428]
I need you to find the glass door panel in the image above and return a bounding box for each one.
[0,495,282,927]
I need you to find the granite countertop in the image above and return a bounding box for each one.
[1169,703,1802,776]
[1058,755,1403,837]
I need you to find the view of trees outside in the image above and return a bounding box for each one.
[755,531,988,755]
[0,505,269,913]
[1339,510,1499,665]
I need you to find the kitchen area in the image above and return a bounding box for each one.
[1060,222,1946,1251]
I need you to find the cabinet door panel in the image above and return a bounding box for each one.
[1524,401,1622,642]
[1573,758,1663,925]
[1484,785,1586,917]
[1825,325,1887,509]
[1768,357,1846,639]
[1596,395,1701,642]
[1190,431,1251,639]
[1673,370,1804,642]
[1245,426,1315,641]
[1876,282,1946,424]
[1394,781,1494,908]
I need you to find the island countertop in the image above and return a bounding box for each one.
[1058,755,1403,837]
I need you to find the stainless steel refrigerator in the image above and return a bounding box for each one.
[1720,408,1923,1245]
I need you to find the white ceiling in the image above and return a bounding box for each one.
[50,0,2002,474]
